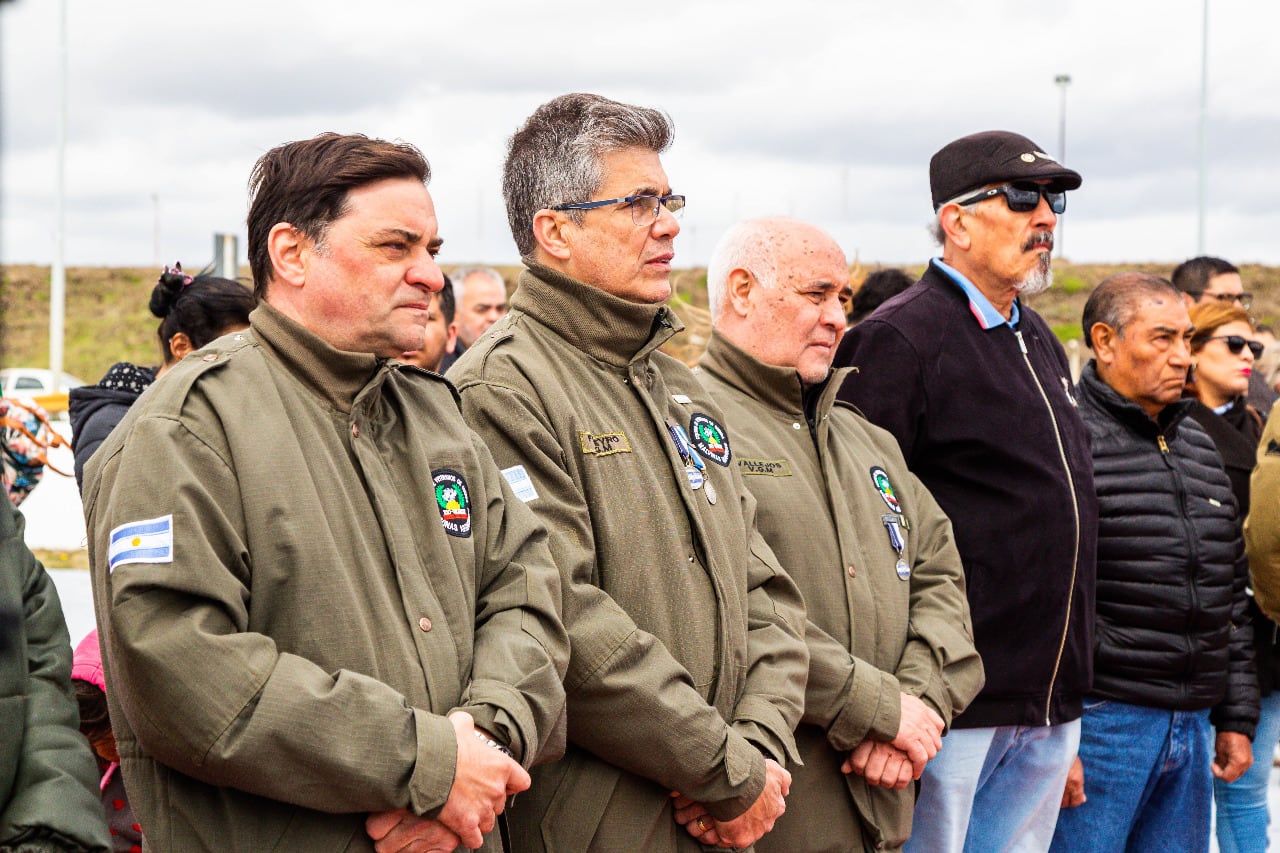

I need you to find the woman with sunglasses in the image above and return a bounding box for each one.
[1187,301,1274,853]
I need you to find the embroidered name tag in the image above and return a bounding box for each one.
[578,431,632,457]
[738,458,793,477]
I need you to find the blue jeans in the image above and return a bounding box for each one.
[904,720,1080,853]
[1050,698,1212,853]
[1214,690,1280,853]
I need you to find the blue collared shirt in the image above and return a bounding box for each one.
[934,258,1021,330]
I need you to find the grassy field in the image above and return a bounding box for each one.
[4,262,1280,381]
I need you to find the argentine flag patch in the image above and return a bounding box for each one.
[108,515,174,573]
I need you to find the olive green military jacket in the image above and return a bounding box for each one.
[82,303,569,852]
[449,264,809,852]
[697,333,983,852]
[1249,407,1280,620]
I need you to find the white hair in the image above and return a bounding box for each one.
[449,266,506,300]
[706,219,788,323]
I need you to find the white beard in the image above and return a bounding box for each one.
[1015,259,1054,296]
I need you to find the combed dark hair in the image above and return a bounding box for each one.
[1171,255,1239,297]
[851,269,915,324]
[247,132,430,299]
[1081,272,1182,349]
[150,269,255,364]
[502,93,674,258]
[437,274,456,325]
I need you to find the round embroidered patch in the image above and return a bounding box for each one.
[432,469,472,537]
[689,413,731,466]
[870,466,902,514]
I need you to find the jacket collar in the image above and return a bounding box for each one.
[511,261,683,367]
[699,331,849,421]
[250,301,381,413]
[1079,359,1192,438]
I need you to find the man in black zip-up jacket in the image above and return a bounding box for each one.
[1049,273,1257,853]
[835,130,1097,853]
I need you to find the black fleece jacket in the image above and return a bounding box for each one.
[67,362,154,491]
[834,261,1097,729]
[1078,364,1258,736]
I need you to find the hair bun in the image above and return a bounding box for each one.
[149,263,193,318]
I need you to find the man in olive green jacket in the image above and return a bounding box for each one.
[83,134,569,852]
[694,218,984,851]
[449,95,808,852]
[1249,407,1280,620]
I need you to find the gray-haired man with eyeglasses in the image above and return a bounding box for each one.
[448,93,808,852]
[832,130,1099,852]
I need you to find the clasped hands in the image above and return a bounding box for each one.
[843,693,943,790]
[671,758,791,849]
[365,711,528,852]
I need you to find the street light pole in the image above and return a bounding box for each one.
[49,0,68,394]
[1198,0,1209,254]
[1055,74,1071,259]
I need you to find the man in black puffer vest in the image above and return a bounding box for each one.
[1050,272,1258,853]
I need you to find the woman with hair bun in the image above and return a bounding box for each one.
[69,264,254,489]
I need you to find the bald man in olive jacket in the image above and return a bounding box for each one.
[695,218,983,851]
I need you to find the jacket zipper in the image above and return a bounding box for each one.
[1015,329,1082,726]
[1157,432,1202,669]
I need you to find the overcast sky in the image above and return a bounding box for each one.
[2,0,1276,272]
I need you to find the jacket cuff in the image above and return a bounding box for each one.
[702,729,767,822]
[827,664,901,751]
[731,694,801,765]
[407,710,459,815]
[455,678,538,764]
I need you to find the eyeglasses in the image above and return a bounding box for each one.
[1195,291,1254,310]
[551,194,686,226]
[1205,335,1264,358]
[952,182,1067,215]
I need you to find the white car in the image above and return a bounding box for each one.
[0,366,85,412]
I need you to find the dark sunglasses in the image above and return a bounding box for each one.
[953,182,1067,214]
[1205,335,1264,358]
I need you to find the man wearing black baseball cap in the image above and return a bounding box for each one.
[832,130,1097,852]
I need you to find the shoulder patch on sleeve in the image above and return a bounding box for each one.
[501,464,539,503]
[108,514,173,572]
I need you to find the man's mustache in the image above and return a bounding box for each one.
[1023,231,1054,252]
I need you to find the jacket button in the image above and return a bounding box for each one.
[202,353,218,362]
[847,564,857,577]
[688,554,695,563]
[418,616,433,632]
[351,423,359,439]
[792,422,803,430]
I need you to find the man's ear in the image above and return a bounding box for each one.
[1090,322,1118,365]
[446,323,459,355]
[267,223,308,289]
[938,205,971,251]
[726,268,756,318]
[531,209,572,262]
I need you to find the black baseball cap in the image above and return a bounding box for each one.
[930,130,1082,211]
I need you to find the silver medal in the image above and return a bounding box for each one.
[685,465,704,490]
